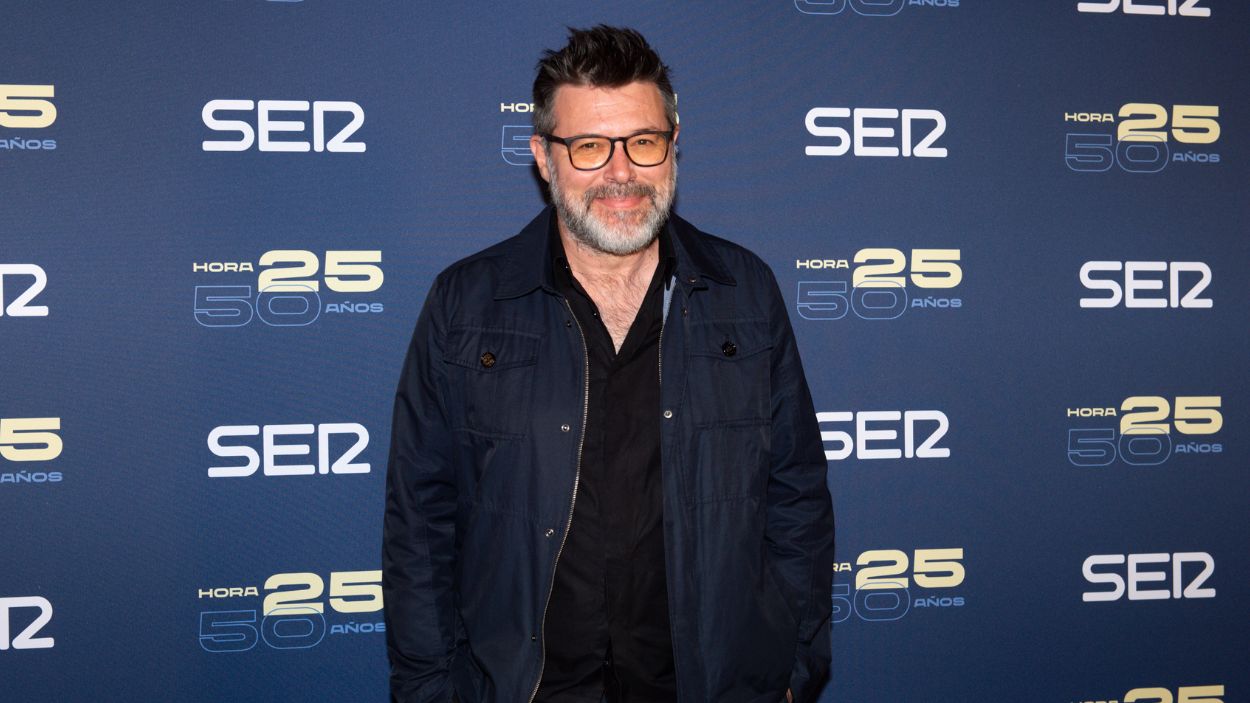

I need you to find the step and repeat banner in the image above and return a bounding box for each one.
[3,2,1246,701]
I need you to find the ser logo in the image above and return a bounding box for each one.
[818,410,949,461]
[1067,396,1222,467]
[0,265,49,317]
[1080,261,1211,309]
[500,100,535,166]
[1078,0,1210,17]
[0,597,54,650]
[207,422,371,478]
[1074,685,1225,703]
[1,418,64,485]
[806,108,947,158]
[833,548,965,623]
[797,248,961,320]
[199,570,382,652]
[1065,103,1220,173]
[795,0,958,16]
[193,250,383,328]
[0,84,58,151]
[202,100,365,153]
[1083,552,1214,602]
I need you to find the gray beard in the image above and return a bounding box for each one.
[547,151,676,256]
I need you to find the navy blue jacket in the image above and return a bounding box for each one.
[384,208,833,703]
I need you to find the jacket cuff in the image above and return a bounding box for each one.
[787,616,830,702]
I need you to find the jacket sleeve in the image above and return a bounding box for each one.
[383,274,460,703]
[762,267,835,702]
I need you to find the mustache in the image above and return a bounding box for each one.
[581,181,657,207]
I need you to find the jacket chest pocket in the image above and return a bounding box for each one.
[444,326,540,438]
[685,318,772,428]
[682,318,773,502]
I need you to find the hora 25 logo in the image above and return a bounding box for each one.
[1065,104,1220,173]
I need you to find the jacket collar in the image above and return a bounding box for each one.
[493,206,736,300]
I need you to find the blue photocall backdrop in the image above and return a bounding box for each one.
[2,2,1246,701]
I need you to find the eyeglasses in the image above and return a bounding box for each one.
[541,129,675,171]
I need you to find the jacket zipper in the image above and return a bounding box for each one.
[659,277,672,384]
[658,308,665,385]
[528,297,591,703]
[658,280,688,702]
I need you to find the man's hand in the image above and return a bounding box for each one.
[786,689,794,702]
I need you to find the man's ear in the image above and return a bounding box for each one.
[530,134,551,183]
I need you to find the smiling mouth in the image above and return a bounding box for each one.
[585,183,655,211]
[595,194,646,209]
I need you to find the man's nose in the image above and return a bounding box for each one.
[603,139,636,182]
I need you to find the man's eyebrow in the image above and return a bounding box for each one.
[555,127,670,139]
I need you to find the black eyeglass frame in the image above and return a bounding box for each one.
[540,129,676,171]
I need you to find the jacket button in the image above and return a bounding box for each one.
[722,341,737,357]
[686,275,698,284]
[544,528,555,538]
[560,424,570,433]
[531,635,537,642]
[480,352,496,368]
[663,410,673,419]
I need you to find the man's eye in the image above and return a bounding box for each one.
[575,141,603,151]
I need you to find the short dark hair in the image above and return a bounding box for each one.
[532,25,677,136]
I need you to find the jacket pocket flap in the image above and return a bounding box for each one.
[444,326,541,371]
[687,318,772,359]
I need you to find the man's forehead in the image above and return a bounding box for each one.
[550,82,667,131]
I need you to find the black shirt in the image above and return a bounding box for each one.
[535,223,678,703]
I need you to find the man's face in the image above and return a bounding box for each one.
[530,81,678,256]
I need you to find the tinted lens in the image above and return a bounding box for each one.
[567,136,612,169]
[624,132,670,166]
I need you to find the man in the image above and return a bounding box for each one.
[384,25,833,703]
